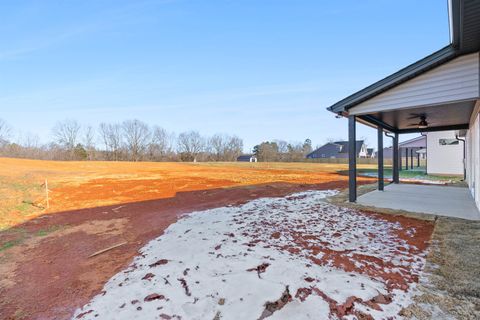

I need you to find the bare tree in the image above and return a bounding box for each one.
[0,118,12,146]
[209,134,225,161]
[177,131,204,161]
[99,122,123,161]
[122,119,151,161]
[83,125,96,160]
[225,135,243,161]
[52,119,81,158]
[208,134,243,161]
[148,126,171,161]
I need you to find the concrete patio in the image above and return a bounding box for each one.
[357,183,480,220]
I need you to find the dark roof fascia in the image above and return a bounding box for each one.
[397,123,469,134]
[450,0,462,49]
[327,45,458,114]
[357,114,398,133]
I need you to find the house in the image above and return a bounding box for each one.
[327,0,480,217]
[306,140,367,159]
[376,132,463,175]
[237,154,257,162]
[366,148,375,158]
[379,135,427,170]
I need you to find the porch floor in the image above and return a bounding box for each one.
[357,183,480,220]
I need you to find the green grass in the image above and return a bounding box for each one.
[0,225,67,252]
[0,239,22,252]
[35,225,65,237]
[356,167,462,181]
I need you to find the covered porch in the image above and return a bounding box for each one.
[339,48,478,205]
[357,183,480,220]
[326,0,480,218]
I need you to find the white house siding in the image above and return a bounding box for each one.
[350,52,480,115]
[358,144,368,158]
[466,101,480,209]
[426,131,464,176]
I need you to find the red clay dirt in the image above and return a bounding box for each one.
[0,162,434,320]
[0,180,358,320]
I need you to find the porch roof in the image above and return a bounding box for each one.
[327,0,480,133]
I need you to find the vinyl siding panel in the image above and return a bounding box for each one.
[426,131,464,176]
[350,53,480,115]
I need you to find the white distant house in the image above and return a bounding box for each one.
[236,154,257,162]
[426,131,464,176]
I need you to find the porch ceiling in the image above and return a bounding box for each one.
[357,100,476,133]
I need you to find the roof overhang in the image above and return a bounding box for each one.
[327,0,480,134]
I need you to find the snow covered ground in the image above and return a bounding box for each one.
[73,190,429,320]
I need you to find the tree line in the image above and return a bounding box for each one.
[0,118,315,162]
[0,118,243,162]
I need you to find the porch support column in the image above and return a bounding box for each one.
[348,115,357,202]
[399,148,402,171]
[393,133,400,183]
[410,149,414,169]
[405,148,409,170]
[417,152,420,167]
[377,126,384,191]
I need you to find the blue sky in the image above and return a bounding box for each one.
[0,0,450,151]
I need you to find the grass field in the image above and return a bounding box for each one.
[0,157,375,230]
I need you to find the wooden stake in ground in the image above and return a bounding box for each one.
[88,242,127,258]
[45,179,50,209]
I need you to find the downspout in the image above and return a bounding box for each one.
[385,132,395,184]
[455,134,466,181]
[420,132,427,174]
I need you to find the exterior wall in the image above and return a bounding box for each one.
[349,52,480,115]
[466,101,480,209]
[426,130,464,176]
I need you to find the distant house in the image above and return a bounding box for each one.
[306,140,367,159]
[379,135,427,160]
[376,134,462,175]
[237,154,257,162]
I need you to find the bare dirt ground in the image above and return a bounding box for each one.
[72,190,434,320]
[0,182,359,320]
[0,158,380,319]
[0,157,375,229]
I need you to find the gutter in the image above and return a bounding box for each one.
[455,134,467,181]
[384,132,396,185]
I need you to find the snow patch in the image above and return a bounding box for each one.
[73,190,428,320]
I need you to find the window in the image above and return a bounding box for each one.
[439,139,459,146]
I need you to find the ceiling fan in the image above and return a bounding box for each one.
[407,113,429,129]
